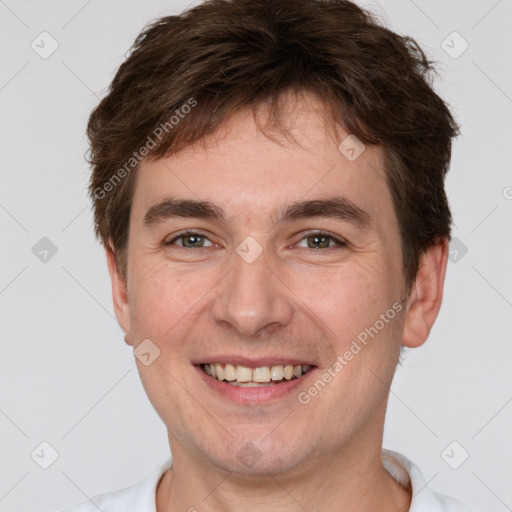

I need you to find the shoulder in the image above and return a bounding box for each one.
[427,490,476,512]
[60,484,146,512]
[60,458,172,512]
[60,487,134,512]
[382,449,474,512]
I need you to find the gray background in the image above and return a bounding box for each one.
[0,0,511,510]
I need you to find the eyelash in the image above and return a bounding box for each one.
[164,230,347,250]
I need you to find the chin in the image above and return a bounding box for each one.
[212,450,306,477]
[202,432,314,477]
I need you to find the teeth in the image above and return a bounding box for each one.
[215,363,225,380]
[202,363,312,383]
[230,381,273,387]
[271,365,284,381]
[224,364,236,381]
[236,365,252,382]
[253,367,271,383]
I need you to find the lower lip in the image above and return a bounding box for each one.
[195,365,314,404]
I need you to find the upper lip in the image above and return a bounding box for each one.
[192,356,316,367]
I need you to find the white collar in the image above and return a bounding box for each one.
[63,450,473,511]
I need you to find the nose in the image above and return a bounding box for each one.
[211,244,294,337]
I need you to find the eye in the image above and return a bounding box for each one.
[164,230,214,248]
[163,230,347,251]
[296,231,347,250]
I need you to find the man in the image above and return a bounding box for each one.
[63,0,472,510]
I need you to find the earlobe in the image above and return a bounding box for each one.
[105,242,132,341]
[402,237,449,349]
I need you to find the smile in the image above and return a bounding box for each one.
[200,363,313,386]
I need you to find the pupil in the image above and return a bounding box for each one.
[309,235,328,249]
[185,235,202,247]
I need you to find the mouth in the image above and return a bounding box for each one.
[199,363,314,387]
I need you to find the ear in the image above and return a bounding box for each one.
[402,237,449,348]
[105,242,132,346]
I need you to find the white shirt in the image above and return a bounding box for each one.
[61,449,473,511]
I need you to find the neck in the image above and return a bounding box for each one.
[156,434,411,512]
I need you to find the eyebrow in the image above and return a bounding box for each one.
[142,196,372,230]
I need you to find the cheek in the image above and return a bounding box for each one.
[128,259,213,343]
[295,257,399,345]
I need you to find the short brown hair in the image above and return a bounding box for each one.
[87,0,459,291]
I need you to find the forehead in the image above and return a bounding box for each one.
[131,95,395,234]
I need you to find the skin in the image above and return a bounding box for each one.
[106,92,449,512]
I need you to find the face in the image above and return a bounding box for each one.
[111,94,415,476]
